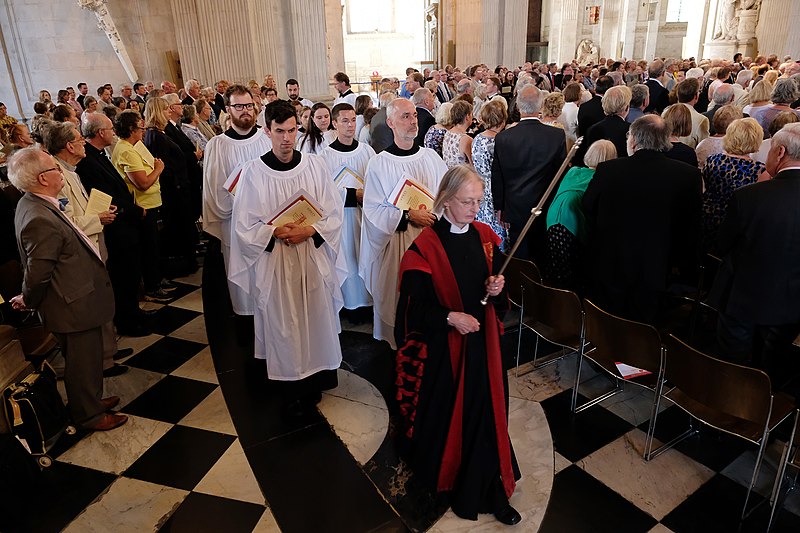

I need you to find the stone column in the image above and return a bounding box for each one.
[502,0,529,66]
[619,0,639,60]
[288,0,329,100]
[683,0,711,60]
[756,0,799,61]
[480,0,503,67]
[324,0,345,81]
[549,0,579,63]
[77,0,139,82]
[455,0,483,67]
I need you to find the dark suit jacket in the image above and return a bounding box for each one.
[369,108,393,154]
[181,96,195,106]
[577,95,604,138]
[214,93,226,113]
[582,150,702,320]
[415,107,436,147]
[164,121,202,214]
[15,193,114,333]
[575,114,630,166]
[708,169,800,324]
[491,118,567,229]
[644,79,669,114]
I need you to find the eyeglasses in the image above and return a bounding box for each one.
[38,166,63,177]
[229,103,255,111]
[453,197,481,207]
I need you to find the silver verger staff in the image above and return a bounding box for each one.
[481,136,584,305]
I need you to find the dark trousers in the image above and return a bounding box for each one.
[716,312,800,386]
[140,208,162,291]
[105,226,142,328]
[52,326,105,427]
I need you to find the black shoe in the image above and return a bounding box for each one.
[144,289,173,302]
[118,323,152,337]
[103,364,129,378]
[138,308,158,316]
[494,504,522,526]
[159,279,178,292]
[113,348,134,361]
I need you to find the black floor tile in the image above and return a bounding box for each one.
[148,306,202,336]
[246,423,405,533]
[538,465,657,533]
[661,473,786,533]
[340,330,397,401]
[641,405,752,472]
[159,492,264,533]
[20,461,116,533]
[125,336,207,374]
[124,425,235,491]
[159,282,200,303]
[541,389,634,462]
[123,375,217,424]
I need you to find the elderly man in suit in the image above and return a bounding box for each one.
[492,85,567,260]
[709,123,800,382]
[575,85,631,166]
[369,91,396,154]
[582,115,701,323]
[8,147,128,431]
[577,75,614,138]
[412,88,436,146]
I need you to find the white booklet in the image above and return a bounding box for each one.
[333,165,364,190]
[388,175,434,211]
[133,140,155,169]
[266,189,324,228]
[223,164,245,197]
[85,189,112,216]
[615,362,652,380]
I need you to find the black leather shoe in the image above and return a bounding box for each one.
[102,364,129,378]
[494,504,522,526]
[113,348,134,361]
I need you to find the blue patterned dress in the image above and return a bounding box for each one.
[471,132,508,251]
[701,153,765,249]
[424,126,447,157]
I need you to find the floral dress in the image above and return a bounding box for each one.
[471,132,508,251]
[701,153,765,250]
[442,131,469,169]
[424,126,446,157]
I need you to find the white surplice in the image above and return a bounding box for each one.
[202,129,272,315]
[228,153,346,380]
[359,147,447,348]
[321,142,376,309]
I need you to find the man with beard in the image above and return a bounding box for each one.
[203,85,272,317]
[285,78,313,108]
[229,100,344,418]
[360,98,447,348]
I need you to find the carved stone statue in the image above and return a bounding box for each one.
[713,0,738,41]
[575,39,599,66]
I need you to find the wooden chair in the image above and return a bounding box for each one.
[500,254,541,374]
[518,274,585,372]
[767,409,800,531]
[574,299,666,459]
[648,335,796,520]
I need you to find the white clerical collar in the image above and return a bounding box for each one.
[520,116,541,122]
[443,213,469,233]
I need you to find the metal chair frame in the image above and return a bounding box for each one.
[767,409,800,531]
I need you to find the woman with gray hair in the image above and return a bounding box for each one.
[749,78,800,138]
[423,101,453,157]
[394,164,521,527]
[180,104,208,166]
[544,140,617,289]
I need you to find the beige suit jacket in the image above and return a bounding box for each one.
[56,158,107,260]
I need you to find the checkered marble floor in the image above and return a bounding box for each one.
[5,264,800,533]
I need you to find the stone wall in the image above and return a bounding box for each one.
[0,0,177,120]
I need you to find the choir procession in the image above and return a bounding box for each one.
[2,0,800,530]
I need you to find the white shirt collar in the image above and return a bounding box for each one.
[443,213,469,233]
[520,116,541,122]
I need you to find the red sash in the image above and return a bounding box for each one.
[398,222,515,498]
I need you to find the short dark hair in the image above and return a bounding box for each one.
[114,110,141,139]
[286,78,299,87]
[77,82,87,90]
[97,86,109,96]
[595,75,614,95]
[133,83,144,92]
[331,103,355,122]
[676,78,700,103]
[52,104,73,123]
[263,100,297,129]
[224,84,252,107]
[265,87,277,96]
[334,72,350,86]
[612,61,623,72]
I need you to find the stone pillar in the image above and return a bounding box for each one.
[618,0,639,60]
[286,0,329,99]
[77,0,139,82]
[643,0,667,61]
[549,0,579,63]
[324,0,345,81]
[502,0,529,66]
[756,0,799,61]
[683,0,711,60]
[455,0,483,67]
[480,0,503,67]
